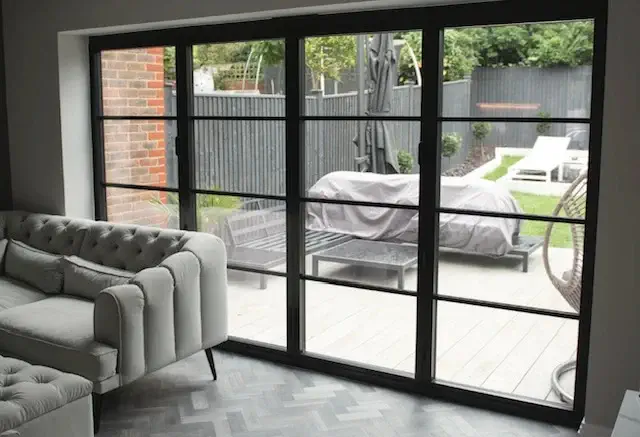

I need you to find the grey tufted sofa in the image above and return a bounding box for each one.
[0,211,228,430]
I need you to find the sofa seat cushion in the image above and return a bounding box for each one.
[0,277,48,311]
[0,296,117,383]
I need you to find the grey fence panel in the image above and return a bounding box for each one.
[470,66,592,150]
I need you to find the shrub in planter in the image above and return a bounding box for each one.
[536,111,552,135]
[471,121,493,160]
[472,122,492,143]
[397,150,414,174]
[441,133,462,158]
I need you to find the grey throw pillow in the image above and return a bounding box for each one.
[0,239,7,275]
[5,240,63,294]
[62,255,134,300]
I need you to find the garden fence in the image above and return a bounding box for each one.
[164,66,592,196]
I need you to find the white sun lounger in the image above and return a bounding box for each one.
[507,136,572,183]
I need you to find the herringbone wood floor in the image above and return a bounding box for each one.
[99,351,577,437]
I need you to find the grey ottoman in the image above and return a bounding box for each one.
[0,355,93,437]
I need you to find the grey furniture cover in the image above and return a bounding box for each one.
[306,171,522,256]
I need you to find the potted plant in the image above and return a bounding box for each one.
[536,111,552,135]
[441,132,462,159]
[397,150,414,174]
[471,121,492,160]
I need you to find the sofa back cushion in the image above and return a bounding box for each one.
[78,223,190,272]
[62,255,134,300]
[4,240,63,294]
[4,212,87,256]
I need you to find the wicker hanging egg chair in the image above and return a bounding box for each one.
[543,170,588,403]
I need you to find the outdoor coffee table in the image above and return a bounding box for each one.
[311,239,418,290]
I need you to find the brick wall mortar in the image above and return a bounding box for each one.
[102,47,169,227]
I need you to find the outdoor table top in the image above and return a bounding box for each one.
[313,239,418,268]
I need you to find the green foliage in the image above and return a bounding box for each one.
[397,150,414,174]
[164,44,254,81]
[166,21,594,86]
[469,25,534,67]
[472,122,492,142]
[397,31,421,85]
[536,111,552,135]
[149,187,240,231]
[254,37,356,89]
[164,47,176,80]
[528,22,594,67]
[441,133,462,158]
[442,30,478,81]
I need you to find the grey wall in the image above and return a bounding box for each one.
[0,2,10,210]
[583,0,640,432]
[2,0,435,215]
[0,0,637,432]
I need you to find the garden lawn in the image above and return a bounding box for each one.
[480,155,570,247]
[483,155,523,181]
[510,191,570,248]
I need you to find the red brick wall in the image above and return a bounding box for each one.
[101,48,171,228]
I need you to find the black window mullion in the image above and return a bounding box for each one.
[90,50,107,221]
[415,25,444,386]
[285,37,305,355]
[175,44,197,231]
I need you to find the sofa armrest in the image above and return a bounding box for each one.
[181,233,228,348]
[94,284,145,385]
[93,266,174,384]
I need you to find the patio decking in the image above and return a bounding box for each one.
[227,246,577,406]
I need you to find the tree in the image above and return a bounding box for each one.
[396,31,421,84]
[443,29,478,81]
[468,25,533,67]
[397,29,478,83]
[254,36,356,90]
[528,22,594,67]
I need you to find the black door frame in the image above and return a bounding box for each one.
[89,0,608,427]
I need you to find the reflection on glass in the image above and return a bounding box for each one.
[191,40,285,117]
[101,47,174,116]
[440,122,589,218]
[435,301,578,406]
[192,120,285,195]
[198,197,287,279]
[103,120,178,188]
[305,282,416,375]
[303,31,422,116]
[228,270,286,347]
[442,20,594,119]
[106,187,178,229]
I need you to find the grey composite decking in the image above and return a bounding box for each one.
[227,246,577,405]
